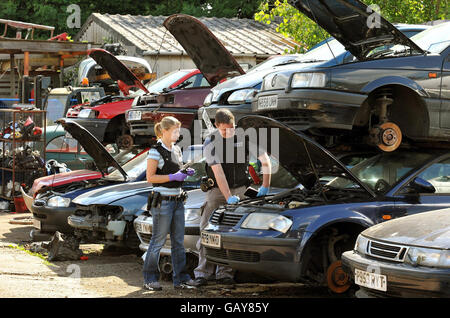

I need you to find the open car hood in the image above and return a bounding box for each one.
[56,118,128,180]
[290,0,424,60]
[88,49,149,95]
[163,14,245,86]
[238,115,375,197]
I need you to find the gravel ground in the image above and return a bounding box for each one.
[0,211,335,298]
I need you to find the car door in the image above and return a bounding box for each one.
[394,155,450,216]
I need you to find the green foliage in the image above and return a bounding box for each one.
[254,0,449,53]
[255,0,328,53]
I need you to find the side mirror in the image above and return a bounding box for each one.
[404,177,436,194]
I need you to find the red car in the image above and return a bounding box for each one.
[126,14,245,146]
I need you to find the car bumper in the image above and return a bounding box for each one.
[66,118,110,141]
[68,214,128,240]
[134,219,199,253]
[203,231,302,282]
[252,89,367,131]
[32,203,75,234]
[341,250,450,298]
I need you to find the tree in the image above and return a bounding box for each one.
[255,0,450,53]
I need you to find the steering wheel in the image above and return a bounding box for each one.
[374,179,390,193]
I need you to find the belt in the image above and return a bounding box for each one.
[160,192,187,202]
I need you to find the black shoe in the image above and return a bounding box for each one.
[185,277,208,287]
[216,277,235,285]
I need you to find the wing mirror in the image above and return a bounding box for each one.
[403,177,436,194]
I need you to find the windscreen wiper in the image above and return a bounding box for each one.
[162,81,192,93]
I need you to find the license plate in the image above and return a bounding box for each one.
[128,110,141,121]
[354,268,387,292]
[201,231,221,249]
[33,219,41,230]
[136,222,152,234]
[258,95,278,110]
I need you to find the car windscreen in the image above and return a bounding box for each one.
[327,152,435,193]
[105,151,147,181]
[409,22,450,53]
[133,70,191,95]
[46,95,70,125]
[367,23,450,58]
[295,38,346,63]
[247,55,301,73]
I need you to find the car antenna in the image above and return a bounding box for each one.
[151,28,168,85]
[305,0,337,63]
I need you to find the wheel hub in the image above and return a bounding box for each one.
[117,134,134,150]
[326,260,351,294]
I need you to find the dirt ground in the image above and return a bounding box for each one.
[0,211,336,298]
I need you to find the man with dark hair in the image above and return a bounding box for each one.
[187,109,272,287]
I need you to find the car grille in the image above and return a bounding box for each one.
[209,210,245,227]
[367,239,408,262]
[206,247,260,263]
[139,233,151,245]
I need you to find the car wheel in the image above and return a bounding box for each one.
[116,134,134,150]
[325,231,353,294]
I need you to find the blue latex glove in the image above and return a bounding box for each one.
[227,195,240,204]
[169,170,188,182]
[185,168,195,176]
[257,186,269,197]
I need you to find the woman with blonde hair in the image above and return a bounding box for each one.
[142,116,195,290]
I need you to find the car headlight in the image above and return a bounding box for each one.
[185,208,201,223]
[78,109,97,118]
[290,72,326,88]
[405,247,450,268]
[354,234,370,255]
[227,89,257,105]
[203,92,213,106]
[47,196,71,207]
[241,213,292,233]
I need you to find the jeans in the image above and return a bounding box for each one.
[143,199,191,286]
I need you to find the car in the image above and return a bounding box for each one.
[201,115,450,293]
[77,51,152,94]
[126,14,246,146]
[341,208,450,298]
[65,49,152,149]
[26,118,148,241]
[200,21,428,138]
[67,147,208,250]
[252,0,448,152]
[132,146,374,281]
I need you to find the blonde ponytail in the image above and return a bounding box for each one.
[154,116,181,139]
[154,122,162,138]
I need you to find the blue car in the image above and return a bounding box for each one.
[202,116,450,294]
